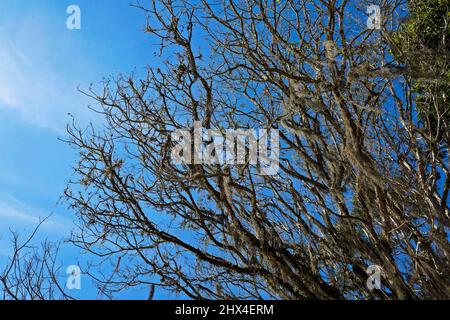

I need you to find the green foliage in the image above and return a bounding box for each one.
[392,0,450,142]
[393,0,449,50]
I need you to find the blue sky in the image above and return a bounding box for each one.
[0,0,162,299]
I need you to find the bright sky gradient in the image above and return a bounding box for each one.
[0,0,165,299]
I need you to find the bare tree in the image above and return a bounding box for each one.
[64,0,449,299]
[0,219,73,300]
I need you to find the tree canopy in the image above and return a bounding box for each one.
[2,0,448,300]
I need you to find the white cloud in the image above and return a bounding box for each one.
[0,16,98,133]
[0,197,73,236]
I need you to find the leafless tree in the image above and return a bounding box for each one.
[0,219,73,300]
[64,0,449,299]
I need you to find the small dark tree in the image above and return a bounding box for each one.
[0,220,72,300]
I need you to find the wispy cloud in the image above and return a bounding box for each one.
[0,14,97,133]
[0,197,72,236]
